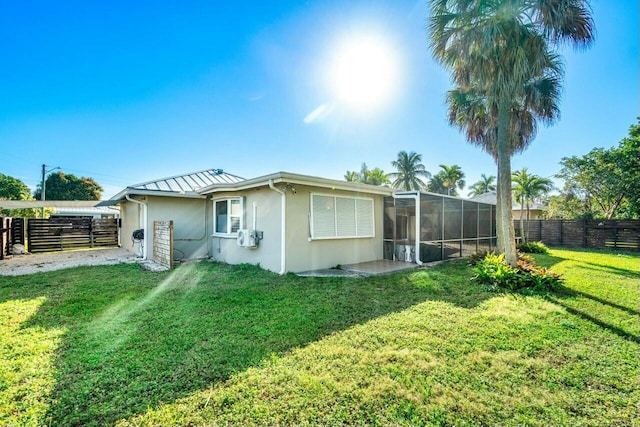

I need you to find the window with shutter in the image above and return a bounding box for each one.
[310,194,374,239]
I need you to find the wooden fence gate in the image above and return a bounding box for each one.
[27,218,119,253]
[1,217,25,259]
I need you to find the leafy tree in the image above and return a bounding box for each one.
[0,173,31,201]
[343,163,390,186]
[430,0,594,265]
[468,174,496,197]
[0,173,38,217]
[544,192,598,220]
[437,164,465,196]
[556,119,640,219]
[390,151,430,190]
[512,168,554,241]
[35,172,103,201]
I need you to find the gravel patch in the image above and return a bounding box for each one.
[0,247,138,276]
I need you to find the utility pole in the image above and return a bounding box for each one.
[40,164,46,218]
[40,164,60,218]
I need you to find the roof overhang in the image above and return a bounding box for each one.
[0,200,108,209]
[197,172,394,196]
[102,188,207,206]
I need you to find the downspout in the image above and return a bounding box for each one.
[268,179,286,275]
[392,192,423,266]
[126,194,148,260]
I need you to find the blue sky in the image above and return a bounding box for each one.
[1,0,638,198]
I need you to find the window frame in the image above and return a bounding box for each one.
[212,197,244,237]
[309,192,375,240]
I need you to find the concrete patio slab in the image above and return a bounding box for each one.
[341,259,419,276]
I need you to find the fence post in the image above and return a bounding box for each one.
[1,219,5,260]
[583,218,587,247]
[538,219,542,241]
[560,220,563,246]
[90,219,94,248]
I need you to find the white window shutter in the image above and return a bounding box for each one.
[336,197,356,237]
[312,195,336,238]
[356,198,374,236]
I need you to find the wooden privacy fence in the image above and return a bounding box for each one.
[1,217,25,259]
[27,218,119,253]
[514,219,640,251]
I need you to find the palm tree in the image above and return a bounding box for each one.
[446,74,562,255]
[430,0,594,265]
[438,164,465,196]
[365,168,391,186]
[512,168,554,242]
[344,165,390,186]
[344,170,359,182]
[469,174,496,197]
[390,151,430,190]
[426,174,447,194]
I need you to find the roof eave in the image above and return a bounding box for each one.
[197,172,394,196]
[104,188,206,205]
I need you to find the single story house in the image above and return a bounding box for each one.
[469,191,546,220]
[101,168,496,274]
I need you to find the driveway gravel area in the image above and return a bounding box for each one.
[0,247,137,276]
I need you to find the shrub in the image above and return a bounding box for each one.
[472,252,562,291]
[517,252,535,264]
[517,241,549,254]
[473,253,522,290]
[469,250,535,266]
[468,250,498,266]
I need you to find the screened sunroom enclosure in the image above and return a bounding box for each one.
[383,192,497,263]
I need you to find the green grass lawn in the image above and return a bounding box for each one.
[0,248,638,426]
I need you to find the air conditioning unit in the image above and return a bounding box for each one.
[237,229,258,248]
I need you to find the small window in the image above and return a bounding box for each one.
[310,194,374,239]
[214,198,243,235]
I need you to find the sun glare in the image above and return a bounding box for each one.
[331,35,398,112]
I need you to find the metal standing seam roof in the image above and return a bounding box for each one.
[129,169,245,193]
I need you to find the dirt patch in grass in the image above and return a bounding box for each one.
[0,247,136,276]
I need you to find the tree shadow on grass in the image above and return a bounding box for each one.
[554,286,640,316]
[545,294,639,344]
[0,259,490,427]
[577,261,640,279]
[533,249,640,345]
[528,253,566,269]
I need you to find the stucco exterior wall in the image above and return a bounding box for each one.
[208,188,282,273]
[120,200,143,256]
[145,196,209,261]
[119,182,385,273]
[513,209,545,220]
[284,185,384,273]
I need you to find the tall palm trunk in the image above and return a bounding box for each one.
[496,162,504,253]
[526,201,531,241]
[519,195,525,244]
[497,99,518,266]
